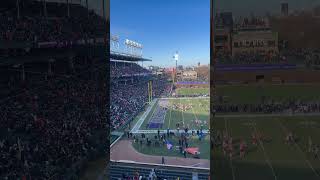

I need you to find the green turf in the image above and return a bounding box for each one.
[176,88,209,96]
[132,133,210,160]
[215,84,320,104]
[139,98,209,130]
[212,116,320,180]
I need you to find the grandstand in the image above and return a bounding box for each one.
[110,52,169,130]
[109,161,209,180]
[110,44,210,179]
[0,1,107,179]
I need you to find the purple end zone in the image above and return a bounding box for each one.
[176,81,208,85]
[148,123,163,129]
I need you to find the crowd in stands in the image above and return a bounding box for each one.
[0,1,108,179]
[117,168,190,180]
[111,62,151,77]
[0,3,105,42]
[214,96,320,114]
[0,57,107,179]
[111,74,171,130]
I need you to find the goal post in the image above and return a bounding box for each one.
[148,80,153,103]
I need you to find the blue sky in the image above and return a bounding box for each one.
[110,0,210,67]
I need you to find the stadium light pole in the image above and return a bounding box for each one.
[86,0,89,18]
[102,0,106,20]
[67,0,70,18]
[43,0,47,18]
[173,51,179,83]
[16,0,20,19]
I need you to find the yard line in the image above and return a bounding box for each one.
[277,119,320,178]
[180,97,185,126]
[186,88,200,127]
[186,90,199,121]
[146,101,160,126]
[167,102,172,129]
[250,119,278,180]
[224,118,236,180]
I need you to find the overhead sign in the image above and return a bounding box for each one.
[111,35,119,41]
[125,39,143,49]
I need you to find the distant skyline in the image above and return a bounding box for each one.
[216,0,320,17]
[110,0,210,67]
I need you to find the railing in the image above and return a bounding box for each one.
[0,37,105,49]
[110,160,210,171]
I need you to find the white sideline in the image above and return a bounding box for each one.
[130,99,158,133]
[110,133,124,148]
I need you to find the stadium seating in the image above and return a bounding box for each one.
[109,162,209,180]
[110,61,171,130]
[0,1,105,42]
[0,1,107,179]
[110,61,151,77]
[0,57,107,179]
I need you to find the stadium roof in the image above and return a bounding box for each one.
[110,52,152,62]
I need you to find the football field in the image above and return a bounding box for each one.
[212,115,320,180]
[176,87,209,96]
[215,84,320,104]
[133,97,209,132]
[132,132,210,160]
[128,87,210,160]
[128,97,210,160]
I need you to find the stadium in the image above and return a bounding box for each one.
[0,0,107,179]
[109,0,211,178]
[109,37,210,179]
[212,5,320,180]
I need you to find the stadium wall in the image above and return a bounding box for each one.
[110,160,210,178]
[175,81,209,88]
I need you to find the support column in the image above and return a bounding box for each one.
[16,0,20,19]
[86,0,89,18]
[102,0,105,20]
[48,59,55,76]
[21,64,25,82]
[48,62,52,76]
[43,0,47,18]
[69,57,74,73]
[67,0,70,18]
